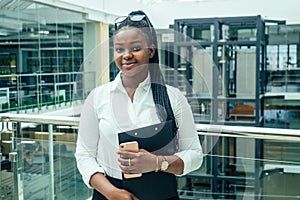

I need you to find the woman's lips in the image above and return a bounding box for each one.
[122,63,135,69]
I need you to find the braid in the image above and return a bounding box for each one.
[149,63,178,145]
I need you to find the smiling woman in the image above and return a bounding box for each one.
[75,10,203,200]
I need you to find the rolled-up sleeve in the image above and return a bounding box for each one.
[169,87,203,175]
[75,90,105,188]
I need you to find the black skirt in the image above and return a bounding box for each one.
[92,176,123,200]
[92,176,179,200]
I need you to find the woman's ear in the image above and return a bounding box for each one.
[149,44,156,58]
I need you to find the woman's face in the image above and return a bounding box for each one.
[113,27,155,78]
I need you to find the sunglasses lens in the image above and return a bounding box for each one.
[130,15,145,21]
[115,16,127,24]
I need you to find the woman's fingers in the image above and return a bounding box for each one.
[118,158,131,166]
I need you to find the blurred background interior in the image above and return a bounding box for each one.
[0,0,300,199]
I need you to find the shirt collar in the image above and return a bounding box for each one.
[110,72,151,92]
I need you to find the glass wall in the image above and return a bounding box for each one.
[0,1,95,114]
[0,1,96,199]
[265,24,300,129]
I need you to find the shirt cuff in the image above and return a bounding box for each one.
[77,161,105,188]
[175,149,203,176]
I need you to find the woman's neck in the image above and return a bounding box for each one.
[121,70,148,89]
[121,70,148,102]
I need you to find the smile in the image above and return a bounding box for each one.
[122,62,136,68]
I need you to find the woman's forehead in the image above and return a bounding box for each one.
[114,26,150,42]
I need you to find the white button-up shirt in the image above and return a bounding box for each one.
[75,72,203,188]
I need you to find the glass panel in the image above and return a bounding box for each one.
[13,122,92,200]
[192,47,213,98]
[178,134,257,199]
[262,140,300,199]
[16,137,92,199]
[0,0,86,114]
[235,47,256,98]
[1,132,15,200]
[178,132,300,199]
[224,24,257,42]
[185,24,258,42]
[264,101,299,129]
[19,139,51,199]
[266,25,300,129]
[190,25,213,42]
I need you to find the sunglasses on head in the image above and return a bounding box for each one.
[114,14,153,33]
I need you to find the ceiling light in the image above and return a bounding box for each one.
[34,131,65,135]
[38,30,50,35]
[21,140,36,144]
[2,140,12,144]
[0,32,8,36]
[57,125,71,129]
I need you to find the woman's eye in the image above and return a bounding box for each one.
[131,46,141,52]
[115,48,124,53]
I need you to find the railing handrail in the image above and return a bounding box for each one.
[196,124,300,140]
[1,113,299,141]
[0,71,94,77]
[0,113,79,126]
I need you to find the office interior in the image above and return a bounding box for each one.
[0,0,299,199]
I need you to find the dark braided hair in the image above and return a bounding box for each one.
[114,10,178,144]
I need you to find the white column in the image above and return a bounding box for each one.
[83,22,110,94]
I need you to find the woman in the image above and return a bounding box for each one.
[75,10,203,200]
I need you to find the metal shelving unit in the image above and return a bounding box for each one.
[173,15,267,127]
[172,16,267,199]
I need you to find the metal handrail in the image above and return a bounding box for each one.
[0,71,92,77]
[0,113,79,126]
[196,124,300,141]
[1,113,299,141]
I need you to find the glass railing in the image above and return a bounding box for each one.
[178,124,300,199]
[0,72,95,114]
[0,113,91,200]
[1,113,299,200]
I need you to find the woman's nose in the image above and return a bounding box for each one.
[123,50,133,59]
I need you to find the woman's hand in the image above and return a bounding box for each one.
[117,149,157,174]
[90,172,139,200]
[107,188,139,200]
